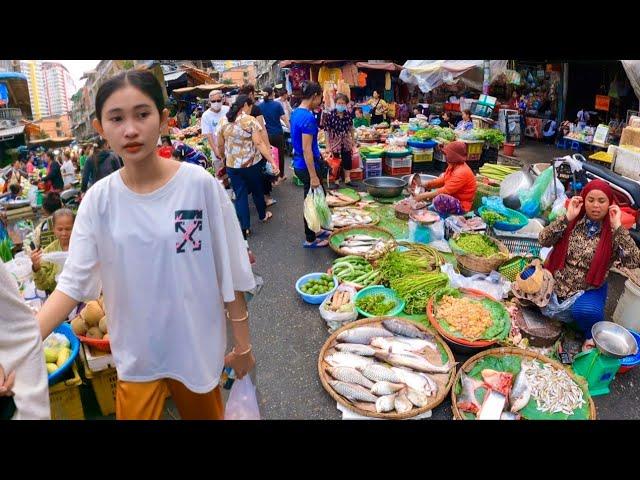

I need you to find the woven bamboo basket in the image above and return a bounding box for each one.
[451,233,510,274]
[450,347,597,420]
[328,225,394,258]
[329,208,380,230]
[318,317,456,419]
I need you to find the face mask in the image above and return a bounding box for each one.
[335,105,347,113]
[211,101,222,112]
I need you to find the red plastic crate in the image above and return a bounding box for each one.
[350,168,363,180]
[383,165,411,176]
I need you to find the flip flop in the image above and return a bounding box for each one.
[303,238,329,249]
[266,199,278,207]
[317,230,331,239]
[261,211,273,223]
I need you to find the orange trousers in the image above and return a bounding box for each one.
[116,378,224,420]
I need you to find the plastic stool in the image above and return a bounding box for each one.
[571,141,582,152]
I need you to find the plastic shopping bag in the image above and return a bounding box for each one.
[312,187,332,229]
[519,167,554,218]
[319,284,358,333]
[441,263,511,300]
[304,189,322,233]
[540,290,584,323]
[481,196,511,216]
[224,376,260,420]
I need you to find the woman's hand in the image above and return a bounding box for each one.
[414,190,436,202]
[224,349,256,380]
[310,175,321,189]
[31,249,42,272]
[565,196,584,222]
[609,204,622,229]
[0,364,15,397]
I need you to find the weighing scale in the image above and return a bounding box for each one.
[572,321,638,396]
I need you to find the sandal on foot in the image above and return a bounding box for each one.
[261,211,273,223]
[317,229,331,239]
[266,199,278,207]
[303,238,329,249]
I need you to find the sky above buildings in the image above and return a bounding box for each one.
[52,60,100,90]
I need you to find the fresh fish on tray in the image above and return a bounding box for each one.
[330,381,378,403]
[509,369,531,413]
[374,350,453,374]
[457,372,484,414]
[336,326,393,345]
[325,352,374,369]
[375,394,397,413]
[334,343,377,356]
[394,391,413,414]
[358,364,404,383]
[382,319,435,341]
[391,367,437,396]
[477,390,507,420]
[326,366,375,389]
[371,381,406,396]
[370,337,437,354]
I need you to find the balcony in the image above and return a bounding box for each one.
[0,108,23,122]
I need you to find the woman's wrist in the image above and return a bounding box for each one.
[232,344,252,356]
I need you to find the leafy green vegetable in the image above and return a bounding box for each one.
[356,294,397,316]
[450,233,500,257]
[390,272,449,314]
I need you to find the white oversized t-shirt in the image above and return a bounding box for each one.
[201,106,230,163]
[56,162,255,392]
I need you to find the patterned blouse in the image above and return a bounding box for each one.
[217,113,263,169]
[538,216,640,299]
[322,110,355,153]
[367,98,388,116]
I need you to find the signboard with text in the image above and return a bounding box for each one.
[595,95,610,111]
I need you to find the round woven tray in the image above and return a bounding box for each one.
[318,317,456,419]
[326,189,361,208]
[452,233,509,274]
[329,208,380,230]
[450,347,597,420]
[328,225,394,258]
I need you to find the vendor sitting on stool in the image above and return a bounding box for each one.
[411,141,477,216]
[538,179,640,351]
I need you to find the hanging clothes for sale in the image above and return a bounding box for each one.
[387,102,396,119]
[384,72,391,91]
[323,82,336,110]
[337,79,351,99]
[357,71,368,88]
[341,63,358,86]
[289,66,309,89]
[318,66,342,85]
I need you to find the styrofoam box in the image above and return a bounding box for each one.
[613,146,640,182]
[82,343,115,372]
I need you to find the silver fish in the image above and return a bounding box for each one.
[394,391,413,414]
[335,344,377,356]
[418,372,438,396]
[325,352,374,370]
[477,390,507,420]
[510,369,531,413]
[457,372,483,414]
[330,381,378,403]
[374,350,452,374]
[371,381,406,396]
[375,394,397,413]
[326,367,374,389]
[341,241,377,247]
[406,388,430,408]
[341,247,372,255]
[358,364,404,383]
[382,319,433,340]
[348,234,378,241]
[337,326,393,345]
[371,336,437,354]
[391,367,434,395]
[500,412,521,420]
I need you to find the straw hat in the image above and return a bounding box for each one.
[511,259,555,308]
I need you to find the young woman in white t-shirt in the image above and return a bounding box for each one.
[36,70,256,420]
[60,152,76,189]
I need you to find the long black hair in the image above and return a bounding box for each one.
[226,94,253,123]
[301,81,322,99]
[95,70,165,122]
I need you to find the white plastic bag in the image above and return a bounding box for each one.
[304,189,321,233]
[541,177,565,211]
[441,263,512,300]
[319,285,358,332]
[224,376,260,420]
[541,290,584,323]
[427,219,445,241]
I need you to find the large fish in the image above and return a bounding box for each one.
[509,369,531,413]
[375,394,397,413]
[477,390,507,420]
[481,369,513,397]
[335,344,377,356]
[500,412,521,420]
[374,350,452,374]
[370,336,437,354]
[358,364,404,383]
[406,389,430,408]
[382,319,433,340]
[371,381,406,396]
[337,326,393,345]
[326,367,374,389]
[391,367,436,396]
[394,391,413,414]
[325,352,374,370]
[457,372,484,414]
[330,381,378,403]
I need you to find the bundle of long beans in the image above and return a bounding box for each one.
[377,242,445,285]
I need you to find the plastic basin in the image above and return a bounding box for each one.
[353,285,406,318]
[48,322,80,386]
[618,329,640,374]
[478,206,529,232]
[296,273,338,305]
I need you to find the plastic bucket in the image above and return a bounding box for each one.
[613,280,640,332]
[503,143,516,156]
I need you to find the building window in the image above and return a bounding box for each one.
[57,130,63,137]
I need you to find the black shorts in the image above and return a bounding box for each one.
[335,148,352,170]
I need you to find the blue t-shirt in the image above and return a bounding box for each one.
[259,100,285,136]
[290,107,321,170]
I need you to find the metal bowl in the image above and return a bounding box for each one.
[363,176,407,198]
[401,173,437,185]
[592,321,639,358]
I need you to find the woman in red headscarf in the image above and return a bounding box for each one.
[413,141,477,215]
[539,179,640,349]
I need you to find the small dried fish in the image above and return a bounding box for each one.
[524,361,586,416]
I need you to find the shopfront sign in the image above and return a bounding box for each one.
[595,95,611,111]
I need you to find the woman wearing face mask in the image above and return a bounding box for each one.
[291,81,331,248]
[30,209,75,294]
[539,180,640,350]
[321,93,356,187]
[217,94,276,239]
[201,90,229,171]
[35,70,257,420]
[412,141,477,216]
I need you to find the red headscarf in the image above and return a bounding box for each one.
[545,179,614,287]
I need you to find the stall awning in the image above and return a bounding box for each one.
[179,65,215,85]
[622,61,640,101]
[164,71,188,83]
[28,136,75,147]
[355,62,403,72]
[0,125,25,140]
[400,60,508,93]
[279,60,349,68]
[172,83,238,98]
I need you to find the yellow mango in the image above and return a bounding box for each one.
[56,348,71,367]
[44,347,58,364]
[46,363,58,374]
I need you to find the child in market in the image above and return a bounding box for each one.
[35,70,257,420]
[353,107,369,128]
